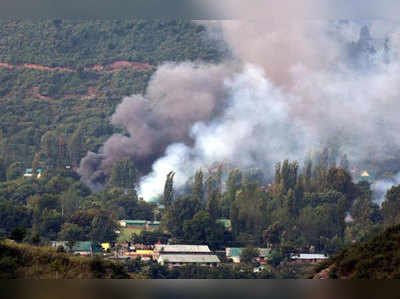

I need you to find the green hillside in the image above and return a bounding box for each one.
[0,19,222,67]
[0,19,225,169]
[314,225,400,279]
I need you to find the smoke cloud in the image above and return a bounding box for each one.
[79,2,400,204]
[372,173,400,206]
[79,62,238,190]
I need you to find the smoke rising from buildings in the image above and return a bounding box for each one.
[79,2,400,203]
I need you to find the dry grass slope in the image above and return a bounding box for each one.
[0,240,129,279]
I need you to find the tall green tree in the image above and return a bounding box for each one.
[304,160,312,192]
[163,171,175,206]
[226,169,242,203]
[60,188,83,217]
[39,131,59,170]
[382,185,400,227]
[240,246,260,265]
[58,222,85,245]
[0,158,6,182]
[69,126,86,168]
[163,195,201,237]
[35,209,63,240]
[182,211,224,248]
[192,170,204,203]
[206,183,219,220]
[89,212,118,243]
[108,158,137,189]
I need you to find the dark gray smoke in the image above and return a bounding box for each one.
[79,62,238,190]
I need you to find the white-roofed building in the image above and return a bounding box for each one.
[290,253,328,264]
[154,244,220,267]
[158,254,220,267]
[154,244,211,255]
[225,247,271,264]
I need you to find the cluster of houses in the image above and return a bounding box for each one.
[50,218,328,268]
[23,165,72,179]
[51,240,328,268]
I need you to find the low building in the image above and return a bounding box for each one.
[225,247,242,263]
[226,247,271,264]
[72,241,103,256]
[101,243,111,252]
[119,220,147,228]
[217,219,232,231]
[158,254,220,267]
[24,168,33,177]
[51,241,103,256]
[154,244,219,267]
[154,244,211,258]
[126,249,154,261]
[290,253,328,264]
[51,241,67,248]
[359,171,375,183]
[119,220,160,231]
[24,168,42,179]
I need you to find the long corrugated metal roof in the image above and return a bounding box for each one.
[291,254,328,260]
[154,244,211,253]
[158,254,220,263]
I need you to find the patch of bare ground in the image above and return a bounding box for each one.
[107,60,154,71]
[0,63,14,69]
[0,61,154,73]
[24,86,99,102]
[21,63,74,72]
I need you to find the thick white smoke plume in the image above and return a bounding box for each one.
[139,65,311,199]
[79,2,400,203]
[139,20,400,200]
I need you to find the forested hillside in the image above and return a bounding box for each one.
[0,19,222,67]
[0,19,225,169]
[314,224,400,279]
